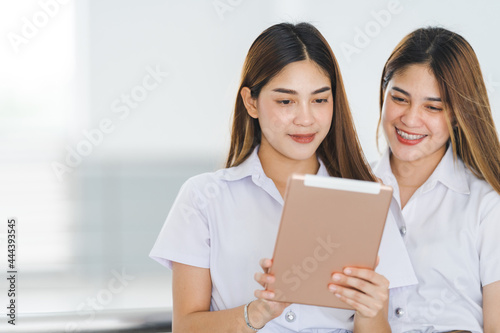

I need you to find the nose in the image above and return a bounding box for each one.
[400,104,422,127]
[293,102,314,127]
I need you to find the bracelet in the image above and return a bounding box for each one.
[244,300,265,331]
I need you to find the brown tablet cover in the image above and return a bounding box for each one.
[266,173,393,309]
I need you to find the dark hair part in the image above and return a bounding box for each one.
[378,27,500,194]
[226,22,376,181]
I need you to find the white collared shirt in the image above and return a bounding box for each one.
[373,146,500,333]
[150,147,417,332]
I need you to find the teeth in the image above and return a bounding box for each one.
[397,128,426,140]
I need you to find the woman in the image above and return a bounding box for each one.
[150,22,415,332]
[374,27,500,332]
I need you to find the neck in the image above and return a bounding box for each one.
[258,142,319,198]
[390,146,447,208]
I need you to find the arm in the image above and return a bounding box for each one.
[328,266,391,333]
[483,280,500,333]
[172,261,285,333]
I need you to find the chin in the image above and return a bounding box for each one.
[289,147,319,161]
[391,147,428,163]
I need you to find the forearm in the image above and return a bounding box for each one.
[173,301,272,333]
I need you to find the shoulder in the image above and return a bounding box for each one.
[177,164,252,204]
[462,164,500,219]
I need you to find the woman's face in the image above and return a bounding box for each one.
[247,60,333,162]
[382,64,450,166]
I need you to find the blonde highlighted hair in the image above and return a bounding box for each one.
[379,27,500,194]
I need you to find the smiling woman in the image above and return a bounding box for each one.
[150,22,416,333]
[373,26,500,332]
[239,60,334,195]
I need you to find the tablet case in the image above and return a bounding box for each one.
[265,173,393,309]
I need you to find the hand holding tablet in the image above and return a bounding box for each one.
[264,174,393,309]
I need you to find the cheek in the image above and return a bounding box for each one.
[381,103,394,130]
[318,108,333,131]
[432,118,451,141]
[257,105,290,135]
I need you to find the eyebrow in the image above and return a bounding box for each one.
[272,86,331,95]
[392,86,442,102]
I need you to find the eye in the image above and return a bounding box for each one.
[391,95,406,103]
[277,99,292,105]
[426,105,443,112]
[314,98,328,104]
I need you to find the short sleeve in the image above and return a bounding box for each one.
[478,193,500,286]
[149,177,211,270]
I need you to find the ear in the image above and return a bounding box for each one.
[240,87,258,119]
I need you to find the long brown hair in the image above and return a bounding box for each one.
[226,22,375,181]
[378,27,500,194]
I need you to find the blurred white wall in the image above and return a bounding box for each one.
[78,0,500,163]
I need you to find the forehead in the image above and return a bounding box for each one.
[391,64,441,94]
[265,60,331,89]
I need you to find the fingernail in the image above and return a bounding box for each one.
[333,274,341,281]
[335,293,341,298]
[329,285,337,292]
[344,268,352,275]
[267,292,275,298]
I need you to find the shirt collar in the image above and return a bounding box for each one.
[373,145,470,195]
[372,149,398,188]
[221,146,264,182]
[421,145,470,195]
[222,146,329,181]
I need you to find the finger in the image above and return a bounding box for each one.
[331,289,379,318]
[329,283,385,317]
[254,271,275,287]
[259,258,273,270]
[254,289,275,301]
[341,267,389,288]
[331,273,388,301]
[328,283,377,308]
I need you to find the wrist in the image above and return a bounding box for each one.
[245,300,270,331]
[353,311,390,333]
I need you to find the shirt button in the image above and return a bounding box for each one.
[285,310,296,322]
[400,226,407,236]
[395,307,405,317]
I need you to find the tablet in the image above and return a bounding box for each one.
[265,173,393,309]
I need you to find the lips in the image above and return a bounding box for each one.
[395,127,427,145]
[289,133,316,144]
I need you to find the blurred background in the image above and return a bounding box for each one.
[1,0,499,331]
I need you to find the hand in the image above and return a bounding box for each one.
[327,258,389,318]
[253,258,291,321]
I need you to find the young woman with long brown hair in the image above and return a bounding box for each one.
[151,22,416,332]
[374,27,500,332]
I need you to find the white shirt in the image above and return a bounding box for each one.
[150,147,417,332]
[373,146,500,333]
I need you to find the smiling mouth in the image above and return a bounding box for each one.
[396,128,427,140]
[289,133,316,144]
